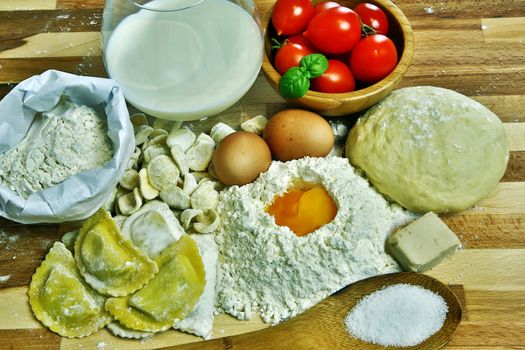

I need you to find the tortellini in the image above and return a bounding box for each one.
[147,155,179,191]
[181,208,220,234]
[186,133,215,172]
[240,115,268,135]
[134,125,154,146]
[109,118,225,235]
[117,187,143,215]
[210,122,235,144]
[167,128,196,151]
[119,169,140,191]
[139,168,159,200]
[190,180,219,210]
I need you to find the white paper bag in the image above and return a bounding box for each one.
[0,70,134,224]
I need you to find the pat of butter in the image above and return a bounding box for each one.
[386,212,461,272]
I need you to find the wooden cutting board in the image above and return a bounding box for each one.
[0,0,524,349]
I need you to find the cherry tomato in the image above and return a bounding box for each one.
[313,1,340,14]
[354,3,389,35]
[326,51,351,63]
[311,59,356,93]
[271,0,315,36]
[304,7,361,54]
[285,34,317,52]
[274,42,315,75]
[349,34,398,84]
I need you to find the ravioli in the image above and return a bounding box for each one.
[61,229,80,252]
[175,234,218,339]
[120,200,184,259]
[107,321,153,339]
[105,297,172,333]
[75,209,158,297]
[105,235,206,332]
[29,242,111,338]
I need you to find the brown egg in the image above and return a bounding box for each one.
[263,109,334,161]
[212,131,272,186]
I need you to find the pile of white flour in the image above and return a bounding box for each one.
[215,157,416,324]
[0,100,113,198]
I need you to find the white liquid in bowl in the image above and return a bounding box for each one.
[105,0,263,120]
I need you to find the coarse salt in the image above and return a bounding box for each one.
[344,283,448,347]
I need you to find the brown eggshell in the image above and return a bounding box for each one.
[212,131,272,186]
[263,109,334,161]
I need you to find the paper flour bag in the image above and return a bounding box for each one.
[0,70,134,223]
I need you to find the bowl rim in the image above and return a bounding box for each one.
[261,0,415,101]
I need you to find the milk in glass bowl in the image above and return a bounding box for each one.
[101,0,263,121]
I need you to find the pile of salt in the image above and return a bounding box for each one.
[344,283,448,347]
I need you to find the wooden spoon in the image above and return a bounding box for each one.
[161,272,462,350]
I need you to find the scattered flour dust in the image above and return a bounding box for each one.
[215,157,416,324]
[0,275,11,282]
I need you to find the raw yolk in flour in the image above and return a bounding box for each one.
[266,186,337,236]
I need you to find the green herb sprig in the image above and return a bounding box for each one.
[279,53,329,99]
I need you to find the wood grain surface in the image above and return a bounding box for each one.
[1,0,525,349]
[158,273,463,350]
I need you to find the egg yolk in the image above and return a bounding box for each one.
[266,186,338,236]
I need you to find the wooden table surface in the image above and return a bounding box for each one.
[0,0,524,349]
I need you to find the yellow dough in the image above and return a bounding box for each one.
[75,209,158,297]
[105,297,172,333]
[105,235,205,332]
[346,86,509,213]
[107,321,153,339]
[28,242,111,338]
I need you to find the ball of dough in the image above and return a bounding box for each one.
[345,86,509,213]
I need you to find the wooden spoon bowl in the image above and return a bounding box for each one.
[261,0,415,116]
[163,272,462,350]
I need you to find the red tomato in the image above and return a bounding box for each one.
[285,34,317,52]
[274,42,315,75]
[326,51,351,63]
[271,0,315,36]
[311,59,356,93]
[354,3,389,35]
[314,1,340,14]
[304,7,361,54]
[349,34,398,84]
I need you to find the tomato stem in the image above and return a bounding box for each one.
[271,38,286,50]
[360,21,377,37]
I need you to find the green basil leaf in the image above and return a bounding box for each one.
[300,53,329,78]
[279,67,310,99]
[299,66,311,79]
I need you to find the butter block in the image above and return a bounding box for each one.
[386,212,461,272]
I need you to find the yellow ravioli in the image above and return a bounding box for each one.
[75,209,158,297]
[28,242,111,338]
[105,297,172,333]
[107,321,153,339]
[105,235,205,331]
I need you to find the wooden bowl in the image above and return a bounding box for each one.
[261,0,414,116]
